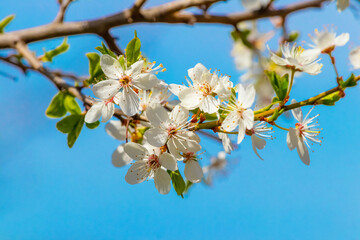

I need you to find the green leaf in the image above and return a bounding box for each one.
[41,38,69,62]
[67,115,85,148]
[126,31,141,66]
[0,14,15,34]
[85,52,105,84]
[318,92,341,106]
[86,121,100,129]
[64,94,81,115]
[266,71,289,101]
[288,31,299,42]
[56,114,83,133]
[46,92,67,118]
[204,112,218,121]
[168,170,186,197]
[340,73,357,88]
[95,42,117,59]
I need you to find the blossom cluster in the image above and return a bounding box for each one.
[77,22,359,195]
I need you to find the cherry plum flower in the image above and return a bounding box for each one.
[308,28,349,55]
[124,142,177,194]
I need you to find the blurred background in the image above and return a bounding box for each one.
[1,0,360,239]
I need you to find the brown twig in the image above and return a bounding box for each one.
[53,0,73,23]
[0,0,328,49]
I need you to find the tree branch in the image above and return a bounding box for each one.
[0,0,328,49]
[53,0,73,23]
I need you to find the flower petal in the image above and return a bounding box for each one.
[125,160,149,184]
[112,145,132,167]
[242,109,254,130]
[334,33,349,46]
[144,128,168,147]
[93,79,121,100]
[169,104,189,126]
[178,87,203,110]
[115,87,140,116]
[159,152,177,171]
[169,84,187,96]
[124,142,148,161]
[287,127,297,150]
[297,136,310,165]
[101,102,115,122]
[242,85,256,108]
[290,100,303,122]
[237,119,246,144]
[199,95,219,114]
[126,60,143,77]
[100,54,123,79]
[85,102,103,123]
[146,103,169,127]
[188,63,208,82]
[154,168,171,194]
[251,135,266,160]
[105,120,126,140]
[184,160,203,183]
[132,73,159,90]
[222,111,240,132]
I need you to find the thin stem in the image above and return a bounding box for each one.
[328,52,341,84]
[273,122,289,131]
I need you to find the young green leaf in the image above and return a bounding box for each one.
[266,71,289,101]
[86,121,100,129]
[64,94,81,115]
[95,42,117,59]
[0,14,15,34]
[288,31,300,42]
[46,92,67,118]
[85,52,105,84]
[168,170,186,198]
[67,115,85,148]
[317,92,341,106]
[56,114,83,133]
[41,38,69,62]
[340,73,357,88]
[126,31,141,66]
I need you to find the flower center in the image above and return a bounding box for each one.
[148,154,161,170]
[105,96,114,105]
[167,125,178,135]
[295,122,304,135]
[119,75,132,87]
[199,82,212,96]
[183,152,195,163]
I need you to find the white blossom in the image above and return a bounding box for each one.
[144,104,201,158]
[169,63,232,114]
[231,41,253,71]
[98,54,159,116]
[287,101,321,165]
[250,122,272,160]
[203,151,227,185]
[124,142,177,194]
[268,43,323,75]
[221,84,255,144]
[309,28,349,54]
[349,46,360,69]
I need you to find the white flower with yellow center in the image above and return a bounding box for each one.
[144,104,201,158]
[268,43,322,75]
[309,28,349,54]
[169,63,232,114]
[221,84,255,144]
[124,142,177,195]
[90,54,159,117]
[287,101,321,165]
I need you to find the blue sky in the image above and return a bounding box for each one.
[1,0,360,239]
